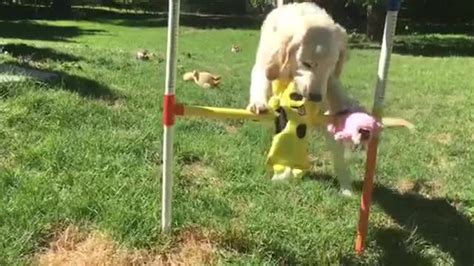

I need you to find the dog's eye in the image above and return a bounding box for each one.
[302,62,312,68]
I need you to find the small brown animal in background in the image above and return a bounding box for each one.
[183,70,221,89]
[231,44,242,53]
[136,49,150,60]
[136,49,157,61]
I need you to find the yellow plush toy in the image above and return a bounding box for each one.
[265,79,326,181]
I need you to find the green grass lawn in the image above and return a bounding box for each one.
[0,16,473,265]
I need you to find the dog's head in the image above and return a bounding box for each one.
[265,19,348,103]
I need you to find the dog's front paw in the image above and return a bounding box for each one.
[247,101,269,114]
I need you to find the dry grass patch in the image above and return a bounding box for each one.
[427,155,456,172]
[224,124,238,134]
[181,161,215,177]
[35,225,153,266]
[105,98,124,110]
[34,225,218,266]
[0,155,16,169]
[396,179,445,199]
[181,161,223,188]
[161,229,218,265]
[429,133,452,145]
[396,179,419,195]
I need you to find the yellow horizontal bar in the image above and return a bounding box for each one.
[179,104,276,121]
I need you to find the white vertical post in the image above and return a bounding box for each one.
[162,0,180,234]
[372,5,399,115]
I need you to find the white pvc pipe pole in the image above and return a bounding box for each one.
[162,0,180,234]
[372,6,399,114]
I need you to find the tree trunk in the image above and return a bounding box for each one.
[100,0,113,6]
[50,0,72,19]
[366,4,384,42]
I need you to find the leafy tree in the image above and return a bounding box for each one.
[248,0,276,14]
[50,0,72,18]
[180,0,247,14]
[287,0,389,41]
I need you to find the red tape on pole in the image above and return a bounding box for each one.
[163,94,176,126]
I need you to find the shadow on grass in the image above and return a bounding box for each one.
[355,182,473,265]
[0,21,105,42]
[372,228,432,265]
[1,63,118,101]
[0,43,82,62]
[0,4,262,29]
[58,71,119,101]
[108,13,263,29]
[301,174,472,263]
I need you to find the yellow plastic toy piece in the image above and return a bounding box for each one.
[265,79,326,181]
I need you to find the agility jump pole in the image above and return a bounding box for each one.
[162,0,180,234]
[355,0,401,254]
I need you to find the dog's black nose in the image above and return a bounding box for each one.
[359,129,371,140]
[308,92,322,102]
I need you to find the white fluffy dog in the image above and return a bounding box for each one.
[248,2,357,195]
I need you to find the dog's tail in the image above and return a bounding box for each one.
[381,117,415,131]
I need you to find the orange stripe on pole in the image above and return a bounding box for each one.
[355,136,379,254]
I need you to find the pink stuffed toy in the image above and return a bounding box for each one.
[327,111,382,146]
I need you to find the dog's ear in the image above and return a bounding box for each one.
[265,59,281,81]
[265,38,289,80]
[334,23,348,78]
[265,36,298,80]
[279,38,300,76]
